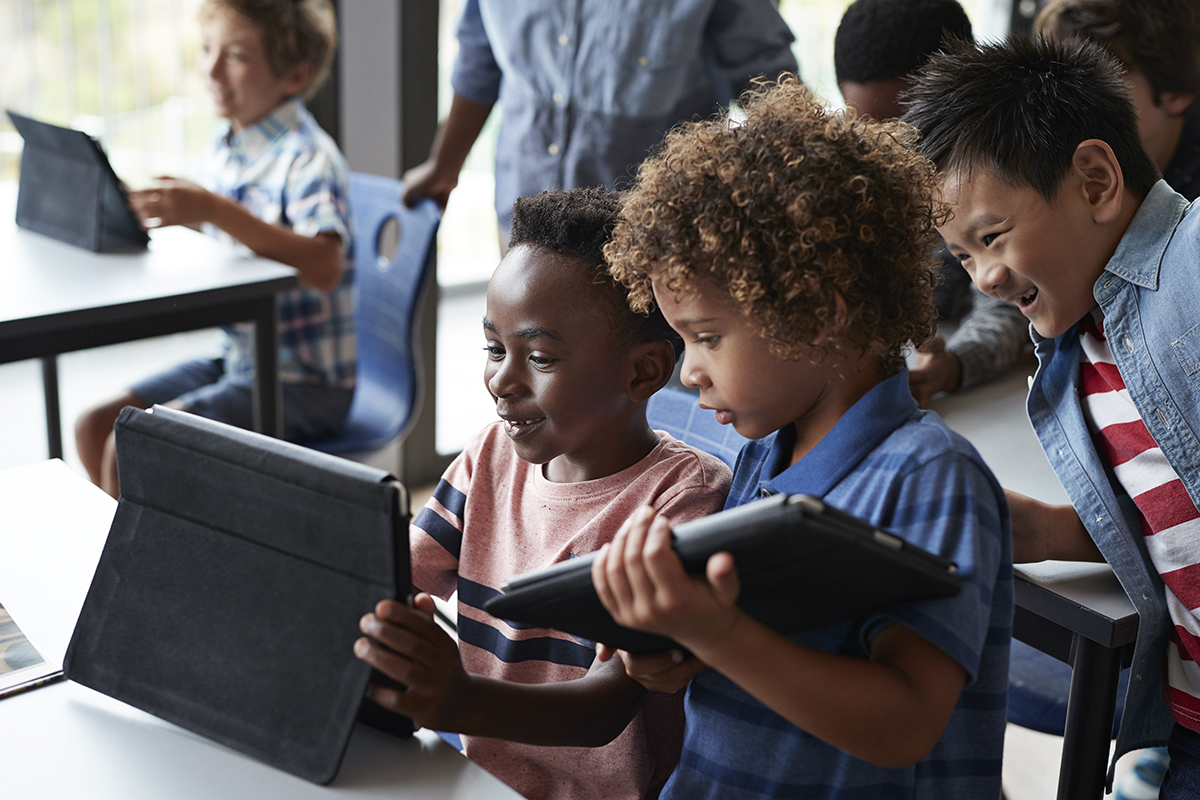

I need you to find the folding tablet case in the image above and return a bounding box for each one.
[7,110,149,252]
[485,493,963,654]
[64,406,410,784]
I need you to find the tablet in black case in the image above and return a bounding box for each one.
[64,406,410,784]
[485,493,962,654]
[7,109,149,252]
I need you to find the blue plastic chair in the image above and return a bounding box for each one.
[306,173,440,458]
[645,386,749,467]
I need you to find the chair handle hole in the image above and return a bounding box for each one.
[375,215,402,268]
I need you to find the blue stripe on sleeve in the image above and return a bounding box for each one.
[414,508,462,560]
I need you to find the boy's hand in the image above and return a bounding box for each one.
[596,643,707,693]
[354,593,473,731]
[592,505,743,658]
[909,335,961,408]
[128,177,217,229]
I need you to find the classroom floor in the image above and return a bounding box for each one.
[0,327,1144,799]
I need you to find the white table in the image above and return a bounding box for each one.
[0,184,298,453]
[0,460,523,799]
[932,361,1137,800]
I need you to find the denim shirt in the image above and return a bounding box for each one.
[1027,180,1198,775]
[452,0,797,228]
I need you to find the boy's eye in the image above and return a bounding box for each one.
[981,233,999,246]
[695,335,720,349]
[529,354,556,367]
[483,344,504,360]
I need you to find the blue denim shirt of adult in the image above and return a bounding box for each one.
[665,370,1012,799]
[1026,180,1198,776]
[452,0,798,229]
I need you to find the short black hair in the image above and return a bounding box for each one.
[903,34,1161,202]
[834,0,973,85]
[1037,0,1200,103]
[508,187,682,359]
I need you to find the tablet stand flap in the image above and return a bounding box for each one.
[64,406,410,784]
[7,110,149,252]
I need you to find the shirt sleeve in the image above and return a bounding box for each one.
[284,146,351,251]
[946,286,1033,391]
[450,0,503,107]
[410,453,472,600]
[704,0,799,99]
[859,452,1009,681]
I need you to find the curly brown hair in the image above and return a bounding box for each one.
[605,75,940,373]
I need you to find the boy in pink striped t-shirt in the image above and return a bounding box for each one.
[906,35,1200,794]
[352,187,730,800]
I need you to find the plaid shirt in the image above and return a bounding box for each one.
[201,96,356,388]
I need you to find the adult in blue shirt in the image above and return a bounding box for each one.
[402,0,797,248]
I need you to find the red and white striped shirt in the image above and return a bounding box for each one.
[1079,310,1200,731]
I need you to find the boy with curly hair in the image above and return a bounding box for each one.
[591,76,1013,799]
[904,35,1200,795]
[353,186,731,800]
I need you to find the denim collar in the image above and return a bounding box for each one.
[757,370,917,498]
[220,95,305,161]
[1102,180,1188,291]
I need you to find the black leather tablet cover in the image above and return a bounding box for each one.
[64,406,409,784]
[485,493,962,653]
[7,110,149,252]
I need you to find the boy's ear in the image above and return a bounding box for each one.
[627,340,676,403]
[1070,139,1126,225]
[281,61,314,98]
[1161,91,1195,118]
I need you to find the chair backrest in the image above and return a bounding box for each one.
[646,386,749,467]
[313,172,439,453]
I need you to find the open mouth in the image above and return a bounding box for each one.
[501,416,545,439]
[1013,287,1038,311]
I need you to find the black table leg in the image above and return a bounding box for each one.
[251,299,281,438]
[1057,633,1124,799]
[40,355,63,460]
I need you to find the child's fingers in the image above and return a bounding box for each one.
[705,551,742,607]
[638,514,688,598]
[596,507,652,613]
[614,506,658,600]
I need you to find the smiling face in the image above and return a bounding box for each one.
[653,277,876,465]
[483,245,647,482]
[199,10,307,132]
[936,167,1110,340]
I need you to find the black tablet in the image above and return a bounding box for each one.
[484,493,962,653]
[7,110,149,252]
[64,406,410,784]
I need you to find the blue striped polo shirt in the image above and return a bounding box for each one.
[663,369,1013,799]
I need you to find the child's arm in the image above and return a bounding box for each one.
[127,178,344,292]
[354,593,646,747]
[1005,488,1103,563]
[593,507,969,769]
[401,93,493,210]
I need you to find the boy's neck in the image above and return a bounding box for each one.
[788,357,884,468]
[542,414,660,484]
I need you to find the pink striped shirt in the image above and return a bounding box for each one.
[1079,311,1200,730]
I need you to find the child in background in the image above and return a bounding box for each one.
[904,35,1196,794]
[353,187,731,800]
[834,0,1030,406]
[75,0,354,497]
[593,77,1012,799]
[1037,0,1200,200]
